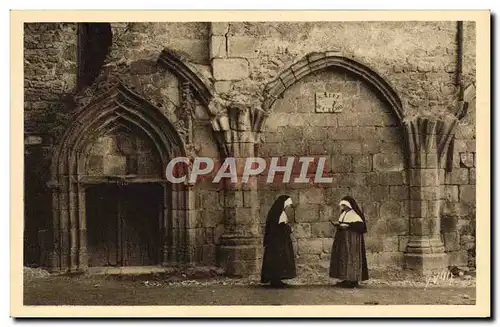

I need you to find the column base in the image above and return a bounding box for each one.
[404,253,447,273]
[404,235,447,273]
[217,234,259,277]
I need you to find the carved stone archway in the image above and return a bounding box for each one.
[43,83,192,272]
[260,51,465,273]
[262,51,405,123]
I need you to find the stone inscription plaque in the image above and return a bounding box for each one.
[315,92,343,113]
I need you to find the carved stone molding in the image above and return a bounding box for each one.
[46,82,193,272]
[158,48,214,109]
[262,51,405,123]
[211,105,267,158]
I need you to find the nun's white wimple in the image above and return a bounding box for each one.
[279,198,293,224]
[339,200,352,208]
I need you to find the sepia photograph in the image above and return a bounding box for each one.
[10,10,491,318]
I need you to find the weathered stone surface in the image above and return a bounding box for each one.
[380,201,401,219]
[365,237,383,252]
[213,58,249,80]
[459,185,476,204]
[389,186,409,201]
[211,22,229,35]
[330,155,352,173]
[298,239,323,255]
[294,223,311,238]
[373,153,404,171]
[445,169,469,185]
[443,232,460,251]
[25,21,476,275]
[311,222,334,238]
[352,155,372,172]
[228,36,258,58]
[299,187,324,205]
[210,36,227,59]
[379,171,405,185]
[383,236,400,252]
[295,204,320,222]
[469,168,476,184]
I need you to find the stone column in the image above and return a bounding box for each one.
[211,105,266,276]
[403,115,459,272]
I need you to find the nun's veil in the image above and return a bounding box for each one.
[263,195,290,246]
[341,195,366,223]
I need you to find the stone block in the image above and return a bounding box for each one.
[386,217,409,235]
[296,254,321,265]
[379,171,405,185]
[409,169,439,186]
[210,35,226,59]
[214,81,232,94]
[404,252,447,273]
[201,244,216,265]
[322,238,333,253]
[365,237,383,252]
[373,153,404,172]
[364,202,379,220]
[389,186,409,201]
[459,185,476,204]
[409,186,438,201]
[445,169,469,185]
[295,204,320,222]
[211,22,229,35]
[440,216,458,233]
[330,155,352,173]
[311,222,334,238]
[443,232,460,252]
[361,140,382,154]
[447,250,468,267]
[371,186,390,201]
[383,236,400,252]
[398,236,409,252]
[339,141,363,155]
[228,36,258,58]
[297,239,323,255]
[469,168,476,184]
[443,185,459,202]
[380,201,401,219]
[299,187,324,205]
[293,223,311,238]
[409,200,427,218]
[319,205,335,222]
[212,58,249,81]
[352,155,372,172]
[349,186,371,204]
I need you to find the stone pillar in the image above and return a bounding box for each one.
[403,115,459,273]
[211,105,266,276]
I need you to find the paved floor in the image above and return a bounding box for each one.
[24,276,475,306]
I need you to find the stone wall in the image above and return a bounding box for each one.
[213,21,461,117]
[23,21,476,272]
[258,67,407,272]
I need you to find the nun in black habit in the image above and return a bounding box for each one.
[261,195,297,288]
[329,195,369,288]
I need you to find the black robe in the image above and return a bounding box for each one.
[329,219,369,281]
[261,196,297,283]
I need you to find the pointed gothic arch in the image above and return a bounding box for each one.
[262,52,405,123]
[46,83,194,272]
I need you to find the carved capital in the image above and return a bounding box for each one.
[403,115,460,169]
[211,104,267,157]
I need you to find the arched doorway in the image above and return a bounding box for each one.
[83,126,165,267]
[45,83,190,272]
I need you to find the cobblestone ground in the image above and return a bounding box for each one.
[23,267,476,306]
